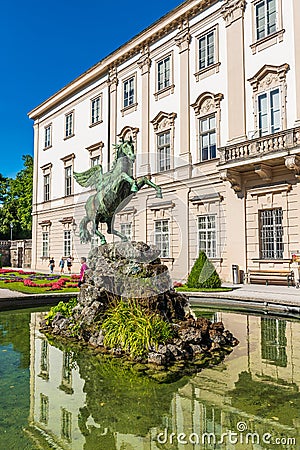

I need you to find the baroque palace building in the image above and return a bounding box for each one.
[29,0,300,283]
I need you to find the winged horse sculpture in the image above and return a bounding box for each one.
[73,139,162,244]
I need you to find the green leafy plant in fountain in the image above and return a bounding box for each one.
[186,251,221,289]
[69,321,82,338]
[101,299,173,358]
[45,297,77,325]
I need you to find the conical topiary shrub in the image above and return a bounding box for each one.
[187,251,221,289]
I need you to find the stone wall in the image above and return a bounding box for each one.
[10,240,32,268]
[0,241,11,267]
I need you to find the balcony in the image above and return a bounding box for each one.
[218,127,300,167]
[217,127,300,192]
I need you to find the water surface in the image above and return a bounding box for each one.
[0,306,299,449]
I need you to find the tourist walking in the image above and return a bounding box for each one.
[48,257,55,274]
[59,256,65,274]
[78,257,88,287]
[66,256,73,274]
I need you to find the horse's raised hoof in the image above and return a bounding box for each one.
[156,190,163,198]
[131,182,139,193]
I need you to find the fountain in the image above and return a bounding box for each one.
[41,140,238,378]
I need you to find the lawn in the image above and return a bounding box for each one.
[0,269,80,294]
[175,286,232,293]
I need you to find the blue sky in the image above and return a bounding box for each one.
[0,0,182,178]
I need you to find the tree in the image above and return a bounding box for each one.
[186,251,221,289]
[0,155,33,239]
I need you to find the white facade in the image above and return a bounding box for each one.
[29,0,300,284]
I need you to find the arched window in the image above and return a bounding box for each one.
[192,92,223,162]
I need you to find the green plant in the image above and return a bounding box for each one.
[69,321,82,337]
[187,251,221,289]
[45,297,77,325]
[101,300,173,358]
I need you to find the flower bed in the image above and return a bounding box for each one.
[0,269,79,293]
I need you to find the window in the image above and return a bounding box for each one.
[123,77,135,108]
[249,65,288,135]
[157,131,170,171]
[42,232,49,257]
[44,174,50,202]
[199,31,215,70]
[61,408,72,442]
[260,208,283,259]
[157,56,170,91]
[198,215,216,258]
[155,220,170,258]
[65,166,72,196]
[44,125,51,148]
[120,223,132,241]
[258,88,280,136]
[39,339,49,379]
[261,318,287,367]
[65,112,74,138]
[91,155,100,167]
[256,0,277,41]
[152,111,176,170]
[60,351,73,394]
[64,230,71,257]
[199,115,216,161]
[40,394,49,425]
[91,96,101,124]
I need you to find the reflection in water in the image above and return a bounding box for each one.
[261,318,287,367]
[0,310,31,449]
[0,308,300,449]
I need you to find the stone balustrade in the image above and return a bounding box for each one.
[218,127,300,165]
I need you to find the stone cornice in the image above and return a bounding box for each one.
[28,0,219,120]
[40,162,53,171]
[59,217,74,225]
[61,153,76,163]
[85,141,104,154]
[39,220,52,227]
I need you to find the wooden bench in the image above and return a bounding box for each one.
[247,269,294,286]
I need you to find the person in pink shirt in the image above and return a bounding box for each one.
[78,257,88,287]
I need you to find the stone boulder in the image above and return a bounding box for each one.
[78,241,191,322]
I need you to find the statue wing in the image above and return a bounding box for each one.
[73,165,103,188]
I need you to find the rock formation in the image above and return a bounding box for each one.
[41,241,238,374]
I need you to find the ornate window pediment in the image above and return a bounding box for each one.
[117,126,139,143]
[151,111,177,132]
[248,64,289,93]
[191,92,223,117]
